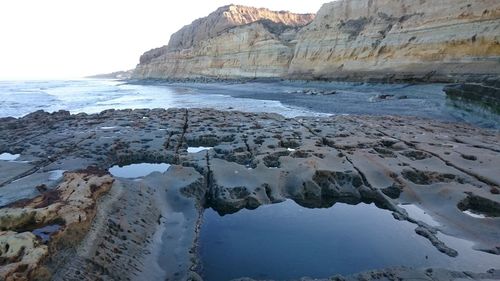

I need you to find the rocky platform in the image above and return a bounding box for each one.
[0,108,499,280]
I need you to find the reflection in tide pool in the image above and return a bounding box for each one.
[199,200,500,281]
[48,170,66,181]
[399,204,441,227]
[0,153,20,161]
[32,224,62,243]
[108,163,170,178]
[462,210,487,219]
[187,147,213,153]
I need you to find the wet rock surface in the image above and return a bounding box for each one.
[444,82,500,114]
[0,108,499,280]
[0,169,114,280]
[233,268,500,281]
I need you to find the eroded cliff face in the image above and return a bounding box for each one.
[167,5,315,52]
[289,0,500,81]
[134,5,315,79]
[133,0,500,82]
[135,22,302,79]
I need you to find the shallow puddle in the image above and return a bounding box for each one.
[100,126,117,130]
[462,210,487,219]
[108,163,170,178]
[187,146,212,153]
[399,204,440,227]
[0,153,20,161]
[32,224,61,243]
[199,200,500,281]
[48,170,66,181]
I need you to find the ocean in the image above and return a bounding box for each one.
[0,79,497,128]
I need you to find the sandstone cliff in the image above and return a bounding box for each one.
[167,5,315,52]
[133,0,500,82]
[133,5,315,79]
[289,0,500,82]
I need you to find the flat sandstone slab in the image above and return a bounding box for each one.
[0,108,499,280]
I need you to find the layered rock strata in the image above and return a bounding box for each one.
[133,0,500,82]
[0,109,499,280]
[288,0,500,82]
[133,5,315,79]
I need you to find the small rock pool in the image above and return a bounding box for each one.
[188,146,213,153]
[108,163,171,178]
[0,153,20,161]
[33,224,62,243]
[199,200,499,281]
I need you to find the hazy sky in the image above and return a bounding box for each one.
[0,1,326,79]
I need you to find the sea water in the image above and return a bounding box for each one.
[0,79,498,128]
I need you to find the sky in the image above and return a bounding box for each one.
[0,1,327,79]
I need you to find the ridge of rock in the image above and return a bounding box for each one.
[138,4,315,66]
[170,5,314,50]
[167,5,314,51]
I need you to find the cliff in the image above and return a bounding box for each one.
[133,0,500,82]
[167,5,315,52]
[289,0,500,82]
[133,5,315,79]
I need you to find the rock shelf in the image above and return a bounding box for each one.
[0,108,499,280]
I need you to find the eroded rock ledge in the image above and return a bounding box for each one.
[0,108,499,280]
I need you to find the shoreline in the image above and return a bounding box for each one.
[124,76,450,86]
[125,71,500,85]
[2,78,499,130]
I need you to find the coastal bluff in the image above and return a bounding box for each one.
[132,0,500,83]
[134,5,315,79]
